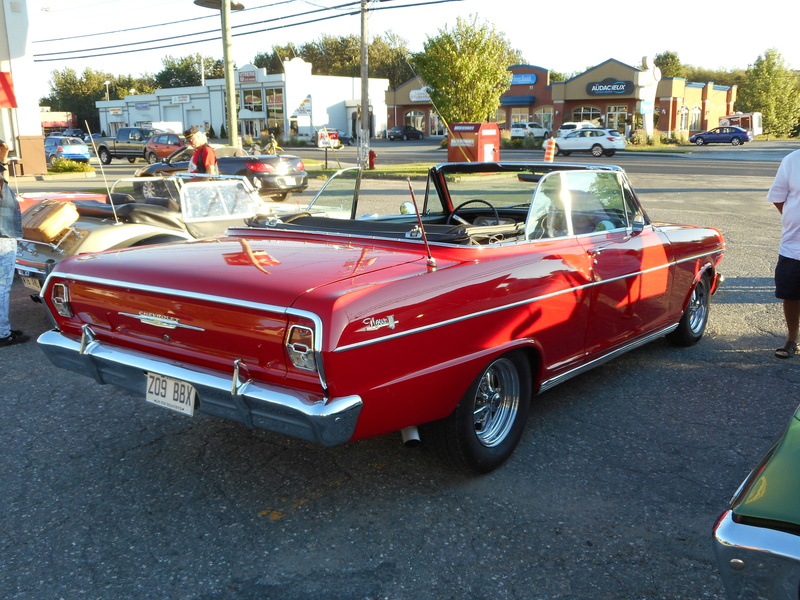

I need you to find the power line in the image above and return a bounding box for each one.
[32,0,462,62]
[32,0,299,44]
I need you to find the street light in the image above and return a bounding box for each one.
[194,0,244,146]
[104,80,110,101]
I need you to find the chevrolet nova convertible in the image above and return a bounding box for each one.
[36,162,724,473]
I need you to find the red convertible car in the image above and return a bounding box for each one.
[36,162,724,473]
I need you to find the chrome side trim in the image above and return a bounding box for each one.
[537,324,679,393]
[713,510,800,600]
[38,329,361,447]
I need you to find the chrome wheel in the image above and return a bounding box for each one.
[428,351,531,473]
[685,277,710,335]
[473,358,520,447]
[591,144,603,157]
[667,274,711,346]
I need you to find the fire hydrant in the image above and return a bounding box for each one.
[368,149,376,170]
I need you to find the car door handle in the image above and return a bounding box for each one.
[587,247,606,257]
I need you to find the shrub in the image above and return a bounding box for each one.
[630,129,649,146]
[48,158,94,173]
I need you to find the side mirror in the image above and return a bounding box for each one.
[631,215,645,234]
[400,201,415,215]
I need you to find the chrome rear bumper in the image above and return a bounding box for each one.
[38,329,362,446]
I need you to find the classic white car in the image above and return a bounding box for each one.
[15,174,267,294]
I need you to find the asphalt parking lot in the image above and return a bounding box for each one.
[2,150,797,599]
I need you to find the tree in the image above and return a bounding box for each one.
[42,67,116,133]
[154,54,225,89]
[411,16,522,126]
[253,34,414,88]
[737,49,800,136]
[654,51,686,78]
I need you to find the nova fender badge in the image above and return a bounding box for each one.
[359,315,399,332]
[120,312,206,331]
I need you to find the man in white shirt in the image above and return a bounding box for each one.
[767,149,800,358]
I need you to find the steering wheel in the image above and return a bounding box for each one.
[447,199,500,225]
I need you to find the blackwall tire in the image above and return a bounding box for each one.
[429,351,531,474]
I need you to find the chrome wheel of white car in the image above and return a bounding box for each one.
[429,352,530,473]
[591,144,604,157]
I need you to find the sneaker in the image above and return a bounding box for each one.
[0,331,29,347]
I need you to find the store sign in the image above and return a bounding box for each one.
[171,95,190,104]
[239,70,257,83]
[135,102,150,110]
[293,95,312,116]
[586,78,634,96]
[109,107,123,115]
[511,73,537,85]
[409,88,431,102]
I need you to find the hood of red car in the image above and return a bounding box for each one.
[53,232,433,308]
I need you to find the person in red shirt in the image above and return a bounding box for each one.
[184,127,218,175]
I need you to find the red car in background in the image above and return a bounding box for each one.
[36,162,724,473]
[143,133,185,163]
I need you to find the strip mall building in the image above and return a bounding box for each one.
[386,57,738,138]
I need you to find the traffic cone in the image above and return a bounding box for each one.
[543,137,556,162]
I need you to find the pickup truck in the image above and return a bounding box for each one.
[95,127,161,164]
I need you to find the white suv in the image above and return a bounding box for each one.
[509,122,550,139]
[556,121,595,137]
[554,128,626,157]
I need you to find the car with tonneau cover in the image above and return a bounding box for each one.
[35,162,725,473]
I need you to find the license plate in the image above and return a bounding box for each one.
[145,372,196,416]
[21,276,42,292]
[279,177,296,185]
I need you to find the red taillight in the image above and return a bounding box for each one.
[295,160,305,171]
[246,162,275,173]
[57,146,64,152]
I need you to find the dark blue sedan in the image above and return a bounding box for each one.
[689,126,753,146]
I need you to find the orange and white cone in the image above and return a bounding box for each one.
[543,137,556,162]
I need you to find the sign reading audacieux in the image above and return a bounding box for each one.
[586,78,634,96]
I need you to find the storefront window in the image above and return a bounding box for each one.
[511,108,529,123]
[265,88,284,134]
[606,105,627,131]
[243,89,263,111]
[533,107,554,131]
[572,106,600,123]
[430,112,446,136]
[690,106,702,131]
[679,106,689,131]
[405,110,425,132]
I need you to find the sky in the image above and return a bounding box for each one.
[25,0,799,100]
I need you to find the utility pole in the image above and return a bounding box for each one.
[194,0,243,146]
[359,0,369,168]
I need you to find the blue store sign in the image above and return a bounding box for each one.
[586,78,634,96]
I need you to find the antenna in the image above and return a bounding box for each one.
[406,179,436,271]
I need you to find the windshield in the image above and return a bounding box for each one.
[182,180,262,221]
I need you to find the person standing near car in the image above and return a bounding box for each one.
[184,126,218,175]
[768,148,800,358]
[0,139,28,348]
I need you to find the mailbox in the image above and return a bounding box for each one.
[447,123,500,162]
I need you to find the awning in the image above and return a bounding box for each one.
[0,72,18,108]
[501,95,535,106]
